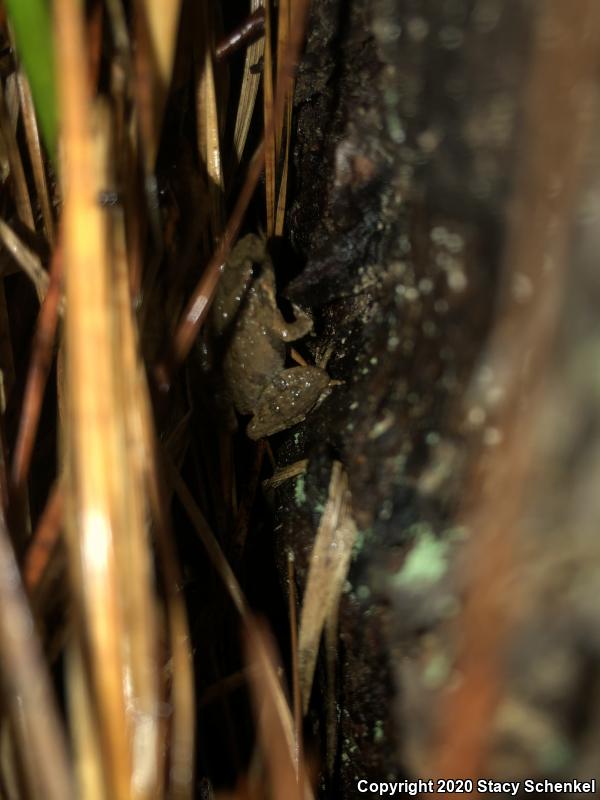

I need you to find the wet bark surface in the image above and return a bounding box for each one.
[266,0,535,795]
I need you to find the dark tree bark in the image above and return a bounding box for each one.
[269,1,537,795]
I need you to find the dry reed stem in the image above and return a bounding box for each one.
[53,0,135,795]
[111,189,162,798]
[430,0,600,786]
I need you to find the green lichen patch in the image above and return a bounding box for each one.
[392,525,450,589]
[294,474,307,506]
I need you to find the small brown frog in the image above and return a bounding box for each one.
[211,234,331,439]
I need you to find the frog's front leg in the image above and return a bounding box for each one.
[274,303,314,342]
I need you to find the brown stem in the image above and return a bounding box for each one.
[11,243,62,494]
[215,8,265,63]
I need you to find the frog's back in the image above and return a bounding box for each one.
[211,233,267,336]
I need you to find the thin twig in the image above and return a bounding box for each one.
[23,483,63,594]
[215,9,265,62]
[11,243,62,494]
[288,554,302,775]
[0,220,49,301]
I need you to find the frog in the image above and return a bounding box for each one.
[211,233,332,440]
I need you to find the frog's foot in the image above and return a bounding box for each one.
[278,304,314,342]
[246,366,330,440]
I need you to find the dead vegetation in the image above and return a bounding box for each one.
[0,0,598,798]
[0,0,321,796]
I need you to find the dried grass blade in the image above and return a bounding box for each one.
[262,0,276,236]
[15,71,55,243]
[4,75,19,135]
[111,196,161,798]
[274,0,293,235]
[0,721,24,800]
[274,0,290,154]
[272,0,310,139]
[245,619,313,800]
[0,505,74,800]
[144,450,196,800]
[165,453,248,618]
[134,0,182,170]
[140,0,181,99]
[232,0,264,165]
[66,639,105,800]
[297,462,357,712]
[0,219,49,300]
[0,90,34,230]
[274,94,292,236]
[196,1,224,241]
[137,394,195,800]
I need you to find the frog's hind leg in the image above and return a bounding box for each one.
[246,366,330,440]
